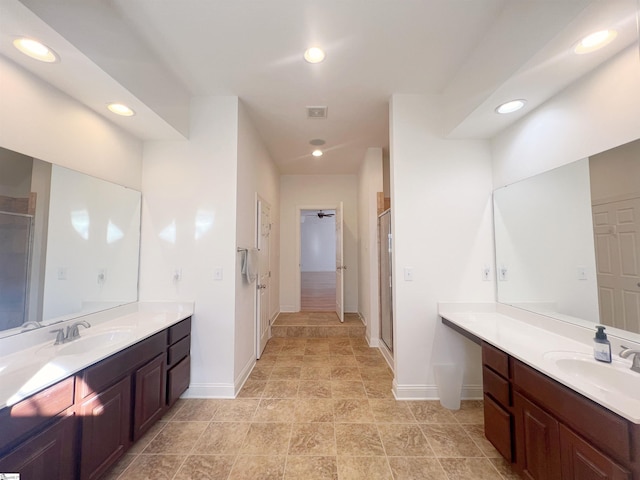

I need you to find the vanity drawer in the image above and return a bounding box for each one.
[0,376,75,453]
[483,365,510,407]
[167,355,190,407]
[484,394,513,462]
[168,317,191,345]
[482,341,510,378]
[168,335,190,367]
[79,331,166,399]
[513,360,631,463]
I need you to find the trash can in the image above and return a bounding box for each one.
[434,364,463,410]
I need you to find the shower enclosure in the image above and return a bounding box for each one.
[0,204,35,331]
[378,209,393,353]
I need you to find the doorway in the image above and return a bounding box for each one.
[300,209,336,311]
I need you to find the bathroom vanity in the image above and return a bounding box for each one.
[0,304,192,480]
[440,303,640,480]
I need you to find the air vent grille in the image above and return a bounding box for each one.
[307,106,327,119]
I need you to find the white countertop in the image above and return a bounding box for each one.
[0,302,193,409]
[439,303,640,424]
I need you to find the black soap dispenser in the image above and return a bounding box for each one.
[594,325,612,363]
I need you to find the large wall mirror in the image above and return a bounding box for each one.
[494,138,640,337]
[0,146,141,339]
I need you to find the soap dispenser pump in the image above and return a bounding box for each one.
[594,325,612,363]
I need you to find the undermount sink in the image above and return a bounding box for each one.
[544,351,639,398]
[39,329,135,356]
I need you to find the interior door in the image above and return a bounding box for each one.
[593,196,640,333]
[256,198,271,359]
[335,201,344,322]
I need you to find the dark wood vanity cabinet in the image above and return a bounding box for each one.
[481,341,638,480]
[0,316,192,480]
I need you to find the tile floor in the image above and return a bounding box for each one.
[104,326,521,479]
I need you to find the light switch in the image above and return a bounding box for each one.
[404,267,414,281]
[214,267,223,280]
[577,267,587,280]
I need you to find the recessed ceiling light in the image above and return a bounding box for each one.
[574,29,617,54]
[312,149,323,157]
[107,103,136,117]
[304,47,326,64]
[495,99,526,114]
[310,139,326,146]
[13,38,58,63]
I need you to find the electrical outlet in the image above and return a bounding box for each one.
[481,265,491,281]
[173,268,182,283]
[214,267,223,280]
[57,267,67,280]
[577,266,587,280]
[404,267,414,281]
[498,265,508,281]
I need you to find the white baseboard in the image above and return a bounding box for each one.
[234,356,256,396]
[393,382,483,401]
[181,383,236,399]
[280,305,297,313]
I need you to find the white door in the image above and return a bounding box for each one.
[256,198,271,358]
[335,201,344,322]
[593,196,640,333]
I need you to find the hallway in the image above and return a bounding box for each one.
[103,313,520,480]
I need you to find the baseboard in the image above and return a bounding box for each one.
[393,382,483,401]
[378,341,393,372]
[181,383,236,399]
[280,305,297,313]
[233,355,257,396]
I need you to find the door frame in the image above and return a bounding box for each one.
[295,204,339,312]
[256,194,272,359]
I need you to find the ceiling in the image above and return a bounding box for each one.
[0,0,638,174]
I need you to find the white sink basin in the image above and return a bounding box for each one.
[544,351,639,398]
[39,329,135,356]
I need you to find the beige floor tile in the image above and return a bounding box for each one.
[262,380,300,398]
[355,355,388,368]
[362,380,394,399]
[330,345,354,356]
[387,457,448,480]
[119,454,186,480]
[270,366,302,380]
[298,380,332,398]
[420,424,484,458]
[129,421,167,453]
[143,421,208,454]
[337,456,393,480]
[369,399,416,423]
[463,424,501,458]
[289,423,337,455]
[249,364,274,381]
[335,423,385,456]
[303,355,332,366]
[331,380,367,399]
[330,366,362,380]
[192,422,250,455]
[293,398,335,422]
[451,400,485,424]
[174,455,235,480]
[305,344,331,355]
[172,399,222,421]
[328,338,352,347]
[489,457,522,479]
[438,458,503,479]
[162,399,187,420]
[284,455,338,480]
[212,399,259,421]
[238,380,267,398]
[359,368,393,381]
[301,365,332,380]
[280,344,307,355]
[377,424,434,457]
[406,400,457,423]
[102,453,137,480]
[228,455,286,480]
[329,355,358,366]
[333,399,375,423]
[276,355,304,366]
[254,398,299,422]
[240,422,292,455]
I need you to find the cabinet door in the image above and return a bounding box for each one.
[167,355,190,407]
[0,413,76,480]
[559,424,631,480]
[514,392,561,480]
[79,376,132,480]
[484,394,513,462]
[133,353,166,441]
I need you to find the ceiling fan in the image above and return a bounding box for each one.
[303,210,335,218]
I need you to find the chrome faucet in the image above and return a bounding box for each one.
[50,320,91,345]
[620,346,640,373]
[20,321,43,332]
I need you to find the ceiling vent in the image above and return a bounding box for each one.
[307,106,327,119]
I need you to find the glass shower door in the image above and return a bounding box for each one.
[379,210,393,353]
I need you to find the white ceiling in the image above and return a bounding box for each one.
[1,0,638,174]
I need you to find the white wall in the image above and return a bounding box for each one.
[0,56,142,189]
[390,94,495,399]
[300,214,336,272]
[235,100,280,389]
[140,96,239,397]
[492,45,640,188]
[280,175,359,313]
[357,148,383,345]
